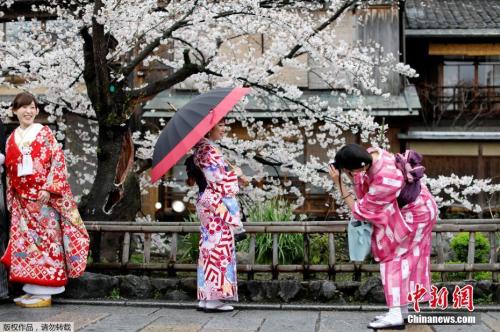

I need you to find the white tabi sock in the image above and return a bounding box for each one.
[387,306,403,322]
[369,306,404,329]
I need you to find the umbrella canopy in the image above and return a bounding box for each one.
[151,87,251,183]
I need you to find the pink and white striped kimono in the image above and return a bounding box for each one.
[352,147,438,307]
[193,138,242,301]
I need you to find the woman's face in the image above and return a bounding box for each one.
[345,166,367,178]
[208,121,226,141]
[14,101,38,128]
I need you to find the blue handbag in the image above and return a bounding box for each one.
[347,218,373,262]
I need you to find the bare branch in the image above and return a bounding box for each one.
[121,5,256,78]
[202,67,344,126]
[121,0,200,78]
[267,0,356,75]
[170,37,206,65]
[128,49,203,104]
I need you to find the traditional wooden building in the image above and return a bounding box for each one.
[401,0,500,211]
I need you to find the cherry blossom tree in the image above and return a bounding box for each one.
[1,0,496,224]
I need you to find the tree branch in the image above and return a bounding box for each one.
[267,0,357,75]
[120,1,200,78]
[91,0,111,117]
[121,5,256,79]
[171,37,206,65]
[202,68,344,126]
[127,49,203,104]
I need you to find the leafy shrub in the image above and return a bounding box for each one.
[441,232,492,281]
[178,213,200,263]
[450,232,490,263]
[238,199,304,264]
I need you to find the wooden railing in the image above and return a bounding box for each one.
[84,219,500,282]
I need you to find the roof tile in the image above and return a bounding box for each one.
[406,0,500,29]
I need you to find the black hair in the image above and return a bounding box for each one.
[334,144,372,171]
[184,155,207,194]
[333,144,373,198]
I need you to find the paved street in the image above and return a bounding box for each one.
[0,301,499,332]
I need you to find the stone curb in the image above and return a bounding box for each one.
[53,299,500,311]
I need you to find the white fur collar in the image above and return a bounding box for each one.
[14,123,43,147]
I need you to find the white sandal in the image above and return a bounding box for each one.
[13,294,32,306]
[368,316,405,330]
[196,300,206,311]
[19,295,52,308]
[372,313,408,324]
[204,302,234,313]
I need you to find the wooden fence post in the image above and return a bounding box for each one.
[168,233,178,277]
[144,233,152,264]
[490,232,498,282]
[328,233,336,281]
[436,232,446,282]
[121,232,131,266]
[248,234,256,280]
[272,234,279,280]
[467,232,476,280]
[303,234,310,280]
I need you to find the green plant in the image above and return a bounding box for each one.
[475,293,493,305]
[309,233,350,265]
[86,252,93,265]
[450,232,490,263]
[438,260,493,281]
[474,271,492,280]
[245,198,294,222]
[129,252,144,264]
[444,233,491,281]
[153,289,162,300]
[309,234,329,265]
[238,199,304,264]
[109,288,122,300]
[178,213,200,263]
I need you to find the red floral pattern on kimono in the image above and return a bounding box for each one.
[194,138,242,301]
[0,126,89,287]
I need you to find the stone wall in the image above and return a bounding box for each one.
[65,273,500,305]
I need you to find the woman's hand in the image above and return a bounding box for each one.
[38,190,50,205]
[328,164,340,186]
[239,175,250,187]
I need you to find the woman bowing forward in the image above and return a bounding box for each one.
[329,144,437,330]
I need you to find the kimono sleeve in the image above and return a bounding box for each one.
[5,175,13,213]
[41,128,69,196]
[197,145,238,195]
[352,172,403,226]
[4,142,13,213]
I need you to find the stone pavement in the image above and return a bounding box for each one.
[0,301,499,332]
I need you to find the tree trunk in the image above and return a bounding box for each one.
[79,126,141,262]
[80,127,140,221]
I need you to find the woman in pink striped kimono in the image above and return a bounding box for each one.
[187,121,247,313]
[329,144,437,329]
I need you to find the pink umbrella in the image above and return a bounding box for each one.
[151,87,251,183]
